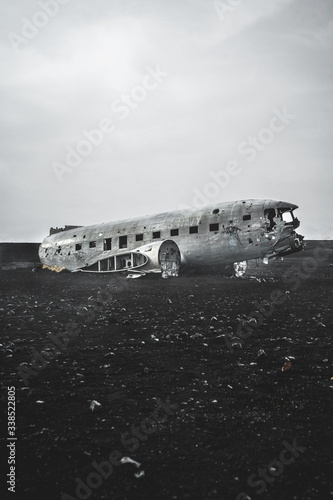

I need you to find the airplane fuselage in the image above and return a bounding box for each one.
[39,199,304,274]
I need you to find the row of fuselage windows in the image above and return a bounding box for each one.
[47,215,255,256]
[71,219,251,252]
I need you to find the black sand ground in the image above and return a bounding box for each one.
[1,242,333,500]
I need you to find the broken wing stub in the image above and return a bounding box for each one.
[136,240,181,278]
[80,239,181,278]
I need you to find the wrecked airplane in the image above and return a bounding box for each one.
[39,199,304,277]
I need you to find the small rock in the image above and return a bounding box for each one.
[90,400,102,411]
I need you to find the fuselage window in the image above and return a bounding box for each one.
[136,234,144,241]
[89,241,96,248]
[189,226,198,234]
[103,238,112,251]
[209,223,219,231]
[243,214,251,221]
[153,231,161,239]
[170,228,179,236]
[119,235,128,249]
[75,243,82,251]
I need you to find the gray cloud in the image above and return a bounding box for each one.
[1,0,332,242]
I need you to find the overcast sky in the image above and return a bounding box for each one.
[1,0,332,242]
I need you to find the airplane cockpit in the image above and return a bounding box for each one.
[261,202,304,257]
[264,207,300,232]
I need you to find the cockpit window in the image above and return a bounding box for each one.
[281,211,293,223]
